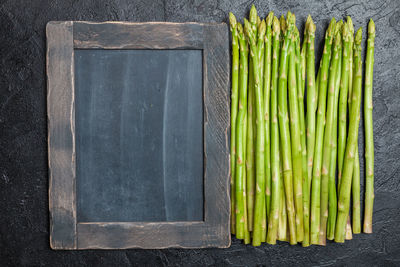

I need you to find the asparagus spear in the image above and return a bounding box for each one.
[234,22,248,239]
[261,13,274,242]
[337,21,351,193]
[289,27,304,242]
[364,19,375,234]
[319,27,341,245]
[266,16,281,245]
[229,13,239,235]
[352,22,362,233]
[246,5,258,232]
[335,28,363,243]
[277,12,297,245]
[294,26,309,246]
[327,26,343,240]
[258,17,268,243]
[264,11,274,223]
[344,16,355,240]
[245,18,266,246]
[310,18,336,244]
[306,16,317,194]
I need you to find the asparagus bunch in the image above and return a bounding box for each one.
[229,6,376,246]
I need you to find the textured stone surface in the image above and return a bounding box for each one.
[1,0,399,265]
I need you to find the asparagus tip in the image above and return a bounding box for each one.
[368,19,375,36]
[257,15,261,27]
[286,11,295,31]
[280,15,287,33]
[347,16,354,34]
[272,16,280,35]
[266,11,274,26]
[355,27,363,44]
[258,19,266,39]
[335,20,343,35]
[326,17,337,38]
[237,22,243,35]
[334,31,342,46]
[307,15,316,34]
[229,12,237,30]
[342,21,351,41]
[249,5,257,24]
[244,18,256,44]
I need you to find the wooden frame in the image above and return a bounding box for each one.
[47,21,230,249]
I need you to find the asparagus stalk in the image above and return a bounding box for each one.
[258,16,268,243]
[306,16,317,194]
[364,19,375,234]
[234,22,248,239]
[335,28,363,243]
[229,13,239,235]
[278,149,288,242]
[289,27,304,242]
[294,26,309,246]
[310,18,336,244]
[345,16,355,239]
[353,145,361,233]
[245,18,266,246]
[351,22,361,233]
[246,5,258,232]
[266,16,281,245]
[327,27,343,240]
[319,27,341,245]
[337,21,351,191]
[347,17,354,114]
[243,112,251,244]
[315,64,321,112]
[277,12,297,245]
[264,12,274,223]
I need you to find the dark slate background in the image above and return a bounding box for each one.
[1,0,399,266]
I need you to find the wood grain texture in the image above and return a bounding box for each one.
[77,222,217,249]
[202,24,230,245]
[73,22,205,49]
[47,21,230,249]
[46,21,77,250]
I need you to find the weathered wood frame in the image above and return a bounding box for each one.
[47,21,230,250]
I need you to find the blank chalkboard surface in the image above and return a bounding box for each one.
[74,49,204,222]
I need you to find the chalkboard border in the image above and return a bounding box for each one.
[47,21,230,249]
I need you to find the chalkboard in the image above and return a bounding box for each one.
[47,21,230,249]
[75,49,204,222]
